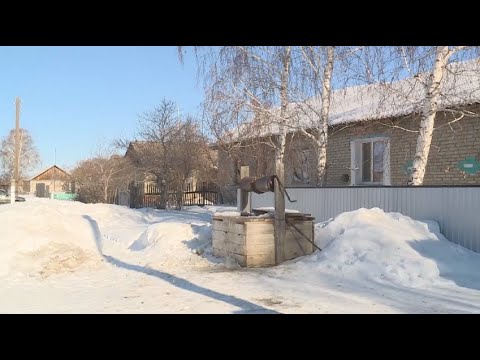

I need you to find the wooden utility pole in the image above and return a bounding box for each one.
[14,97,20,195]
[53,148,57,193]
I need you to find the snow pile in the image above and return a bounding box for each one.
[118,205,239,268]
[295,207,480,288]
[128,221,215,268]
[0,201,104,278]
[0,199,234,277]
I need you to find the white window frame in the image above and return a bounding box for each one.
[350,137,391,186]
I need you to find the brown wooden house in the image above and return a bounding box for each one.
[30,165,72,198]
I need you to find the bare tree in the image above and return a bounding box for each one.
[184,46,361,188]
[170,118,216,207]
[118,98,216,210]
[72,145,134,203]
[0,128,41,181]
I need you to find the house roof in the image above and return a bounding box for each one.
[30,165,70,181]
[125,141,162,156]
[231,58,480,140]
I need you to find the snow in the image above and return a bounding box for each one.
[314,58,480,127]
[309,208,474,288]
[1,198,480,313]
[0,200,104,278]
[213,211,241,217]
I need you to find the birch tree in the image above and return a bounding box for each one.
[344,46,480,185]
[409,46,473,185]
[294,46,335,186]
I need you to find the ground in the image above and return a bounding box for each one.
[1,197,479,313]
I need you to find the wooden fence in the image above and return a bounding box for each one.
[124,182,218,208]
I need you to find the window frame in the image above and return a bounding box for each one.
[350,136,391,186]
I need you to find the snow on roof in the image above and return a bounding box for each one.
[326,58,480,126]
[232,58,480,140]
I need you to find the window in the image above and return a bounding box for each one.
[351,137,390,185]
[292,149,311,184]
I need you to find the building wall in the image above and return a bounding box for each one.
[33,167,70,182]
[30,180,69,197]
[326,111,480,186]
[30,166,73,196]
[217,108,480,195]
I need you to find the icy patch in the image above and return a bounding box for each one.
[11,243,104,279]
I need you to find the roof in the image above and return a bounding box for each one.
[30,165,70,181]
[232,58,480,140]
[125,141,163,156]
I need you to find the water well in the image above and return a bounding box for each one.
[213,167,316,268]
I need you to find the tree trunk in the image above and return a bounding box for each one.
[157,179,167,209]
[274,46,291,265]
[176,186,183,210]
[410,46,451,185]
[104,184,109,203]
[314,137,327,187]
[316,46,334,187]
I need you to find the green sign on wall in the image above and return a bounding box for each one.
[457,156,480,175]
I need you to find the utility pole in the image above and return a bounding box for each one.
[14,97,20,196]
[53,148,56,193]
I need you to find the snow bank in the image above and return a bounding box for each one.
[6,197,479,294]
[293,207,480,288]
[0,199,235,277]
[0,201,104,278]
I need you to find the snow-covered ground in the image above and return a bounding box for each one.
[1,197,480,313]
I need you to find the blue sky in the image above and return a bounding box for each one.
[0,46,203,175]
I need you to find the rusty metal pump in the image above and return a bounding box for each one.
[239,175,275,194]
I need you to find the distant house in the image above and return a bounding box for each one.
[124,141,219,207]
[124,141,161,190]
[30,165,72,198]
[124,141,217,190]
[0,178,30,194]
[217,59,480,203]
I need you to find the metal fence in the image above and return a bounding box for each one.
[251,186,480,253]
